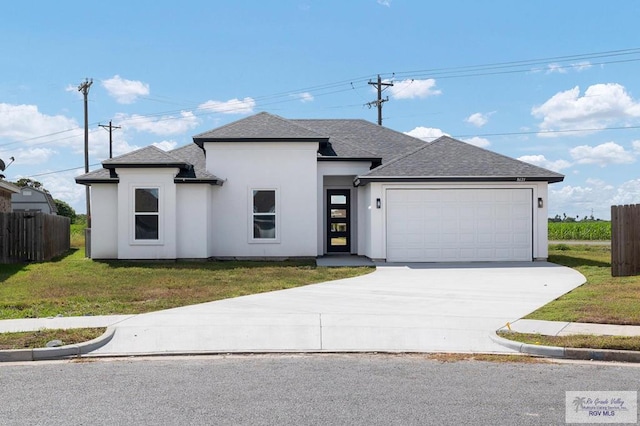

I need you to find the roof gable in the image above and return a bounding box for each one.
[357,136,564,184]
[194,112,329,144]
[76,144,223,185]
[102,145,187,169]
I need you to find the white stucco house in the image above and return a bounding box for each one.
[76,112,563,262]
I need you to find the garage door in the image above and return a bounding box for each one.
[386,189,533,262]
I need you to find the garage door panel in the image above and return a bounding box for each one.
[386,189,532,262]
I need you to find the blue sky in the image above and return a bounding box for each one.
[1,1,640,219]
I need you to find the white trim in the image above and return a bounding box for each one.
[130,185,164,246]
[248,187,280,244]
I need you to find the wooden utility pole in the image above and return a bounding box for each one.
[366,75,394,125]
[99,120,121,159]
[78,78,93,231]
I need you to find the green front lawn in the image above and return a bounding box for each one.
[526,244,640,325]
[0,249,372,319]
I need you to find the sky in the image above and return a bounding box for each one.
[1,1,640,219]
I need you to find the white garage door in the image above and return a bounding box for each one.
[386,189,533,262]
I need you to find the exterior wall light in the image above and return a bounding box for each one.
[376,198,381,209]
[538,197,543,208]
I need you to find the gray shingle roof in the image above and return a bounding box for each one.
[357,136,564,184]
[76,144,222,185]
[194,112,329,143]
[102,146,188,168]
[75,168,118,184]
[293,119,424,162]
[169,144,221,183]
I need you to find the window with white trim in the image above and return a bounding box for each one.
[134,188,159,240]
[252,189,276,240]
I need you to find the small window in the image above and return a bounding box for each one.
[135,188,159,240]
[252,189,276,239]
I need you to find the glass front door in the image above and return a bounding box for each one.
[327,189,350,253]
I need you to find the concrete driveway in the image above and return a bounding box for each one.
[89,262,585,356]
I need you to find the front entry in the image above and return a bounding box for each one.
[326,189,351,253]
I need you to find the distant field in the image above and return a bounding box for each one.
[70,224,85,247]
[547,221,611,241]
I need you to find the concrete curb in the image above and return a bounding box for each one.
[0,327,115,362]
[490,332,640,363]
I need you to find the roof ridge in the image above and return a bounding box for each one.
[191,112,271,138]
[104,144,187,164]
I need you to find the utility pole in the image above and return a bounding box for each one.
[99,120,121,159]
[366,74,394,125]
[78,78,93,233]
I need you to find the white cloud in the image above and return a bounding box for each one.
[404,126,448,141]
[198,97,256,115]
[291,92,314,103]
[465,112,492,127]
[387,79,441,99]
[101,75,150,104]
[115,111,200,136]
[151,140,178,151]
[572,61,592,72]
[569,141,635,166]
[39,170,87,211]
[517,154,571,172]
[611,179,640,206]
[549,178,640,220]
[377,0,391,6]
[462,136,491,148]
[546,63,568,74]
[632,140,640,153]
[531,83,640,136]
[6,147,57,165]
[0,103,79,143]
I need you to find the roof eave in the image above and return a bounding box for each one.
[354,175,565,186]
[174,178,224,186]
[75,178,120,186]
[317,156,382,162]
[103,162,187,169]
[194,137,329,148]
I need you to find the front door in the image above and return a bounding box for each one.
[327,189,351,253]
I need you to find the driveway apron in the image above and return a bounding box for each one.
[88,262,585,356]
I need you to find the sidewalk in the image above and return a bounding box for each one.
[504,319,640,337]
[3,315,640,362]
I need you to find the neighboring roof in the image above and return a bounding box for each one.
[11,186,58,213]
[293,119,424,163]
[356,136,564,185]
[0,180,20,194]
[193,112,329,144]
[76,144,223,186]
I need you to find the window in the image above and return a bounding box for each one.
[134,188,159,240]
[252,189,276,240]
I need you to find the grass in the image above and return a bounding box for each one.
[0,248,372,319]
[497,331,640,352]
[0,328,106,350]
[548,221,610,240]
[525,244,640,325]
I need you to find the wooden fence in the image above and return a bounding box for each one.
[611,204,640,277]
[0,212,70,263]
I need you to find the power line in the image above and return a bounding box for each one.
[98,121,121,159]
[366,75,394,125]
[3,47,640,151]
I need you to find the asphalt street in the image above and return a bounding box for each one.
[1,354,639,425]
